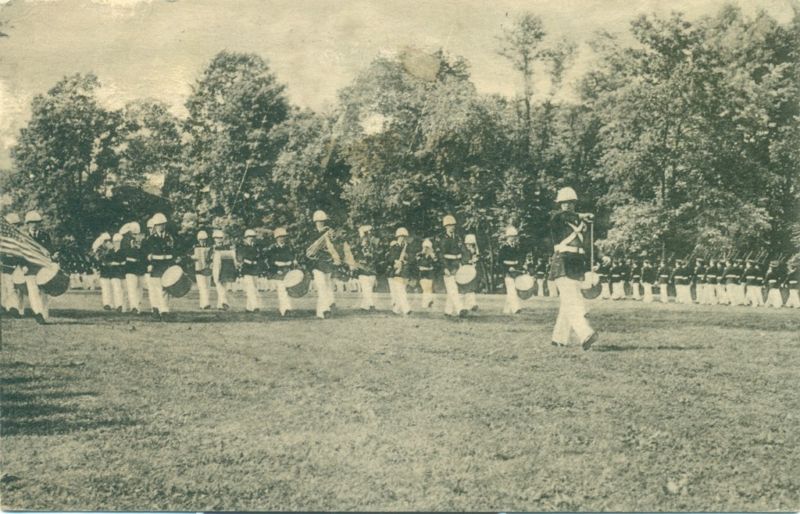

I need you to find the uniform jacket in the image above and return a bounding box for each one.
[437,233,464,274]
[548,210,588,281]
[268,242,295,279]
[498,243,525,277]
[238,243,260,276]
[144,233,176,278]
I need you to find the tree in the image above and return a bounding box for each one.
[170,51,290,235]
[9,73,121,247]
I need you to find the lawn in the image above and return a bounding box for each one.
[1,291,798,511]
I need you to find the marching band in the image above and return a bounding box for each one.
[2,192,799,329]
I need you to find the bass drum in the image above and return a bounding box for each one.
[284,269,310,298]
[161,265,192,298]
[581,271,602,300]
[514,274,536,300]
[36,265,70,296]
[455,264,478,294]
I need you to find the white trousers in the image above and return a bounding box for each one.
[420,278,434,308]
[312,270,334,318]
[642,284,654,303]
[765,288,783,308]
[745,286,763,307]
[241,275,262,311]
[24,275,49,319]
[786,289,800,308]
[659,284,670,303]
[358,274,376,310]
[125,274,142,311]
[728,284,745,306]
[196,274,211,308]
[631,282,641,300]
[389,276,411,314]
[214,279,230,308]
[503,276,520,314]
[552,277,594,346]
[716,284,729,305]
[612,281,625,299]
[601,283,611,299]
[111,278,127,311]
[547,280,559,297]
[443,274,463,315]
[100,277,113,307]
[1,272,21,312]
[675,284,692,305]
[148,275,169,313]
[536,278,545,297]
[275,281,292,315]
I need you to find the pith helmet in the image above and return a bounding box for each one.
[312,210,328,222]
[505,226,518,237]
[395,227,409,237]
[4,213,21,225]
[24,211,42,223]
[442,215,456,227]
[244,229,257,238]
[197,230,208,240]
[555,187,578,203]
[151,212,167,225]
[274,227,287,238]
[212,229,224,239]
[465,234,477,245]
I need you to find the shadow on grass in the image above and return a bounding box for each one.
[0,361,137,437]
[594,344,711,352]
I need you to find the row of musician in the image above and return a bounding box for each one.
[4,211,800,322]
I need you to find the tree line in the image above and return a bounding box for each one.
[4,5,799,264]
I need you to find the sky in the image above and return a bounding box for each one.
[0,0,795,170]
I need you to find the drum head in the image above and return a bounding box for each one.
[161,265,183,288]
[514,274,535,291]
[283,269,305,288]
[12,267,27,285]
[455,265,477,285]
[35,265,59,285]
[582,283,602,299]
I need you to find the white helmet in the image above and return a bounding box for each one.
[422,238,433,249]
[244,229,257,238]
[555,187,578,203]
[358,225,372,237]
[312,210,328,222]
[197,230,208,240]
[92,232,111,252]
[396,227,409,237]
[274,227,287,238]
[4,213,21,225]
[146,217,156,229]
[127,222,141,235]
[464,234,477,245]
[442,214,456,227]
[505,226,519,237]
[24,211,42,223]
[151,212,167,225]
[112,233,123,242]
[212,229,224,239]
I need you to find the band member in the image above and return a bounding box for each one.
[1,213,23,316]
[657,258,671,303]
[784,260,799,308]
[307,210,339,319]
[350,225,378,311]
[672,258,692,304]
[704,259,719,305]
[641,257,656,302]
[598,256,612,299]
[238,229,262,313]
[763,260,784,308]
[629,258,642,301]
[416,238,437,309]
[22,211,53,323]
[498,226,524,314]
[714,259,728,305]
[268,227,296,316]
[193,231,212,310]
[724,258,745,306]
[121,222,145,314]
[144,217,157,309]
[144,212,174,317]
[387,227,412,315]
[211,229,236,310]
[533,256,547,297]
[109,233,128,312]
[92,232,113,310]
[693,257,707,305]
[462,234,480,311]
[610,257,626,300]
[743,259,763,307]
[548,187,598,350]
[437,215,467,317]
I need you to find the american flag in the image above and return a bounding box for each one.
[0,218,53,268]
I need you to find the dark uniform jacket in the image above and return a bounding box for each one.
[498,244,525,277]
[96,246,114,279]
[763,267,782,289]
[722,263,740,285]
[309,227,338,273]
[657,263,672,285]
[671,264,690,285]
[784,267,799,289]
[416,250,438,280]
[268,242,295,279]
[630,262,642,283]
[238,243,260,276]
[387,241,414,279]
[437,233,464,275]
[694,264,707,284]
[108,248,127,279]
[145,233,175,278]
[641,264,657,284]
[548,210,588,281]
[351,237,379,276]
[743,265,762,286]
[123,241,147,276]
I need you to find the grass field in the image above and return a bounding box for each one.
[1,291,799,511]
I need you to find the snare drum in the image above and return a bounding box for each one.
[455,264,478,294]
[514,273,536,300]
[283,269,310,298]
[161,265,191,298]
[36,265,70,296]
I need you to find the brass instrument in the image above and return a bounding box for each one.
[394,242,408,274]
[305,228,341,265]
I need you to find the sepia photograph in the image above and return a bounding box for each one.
[0,0,798,511]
